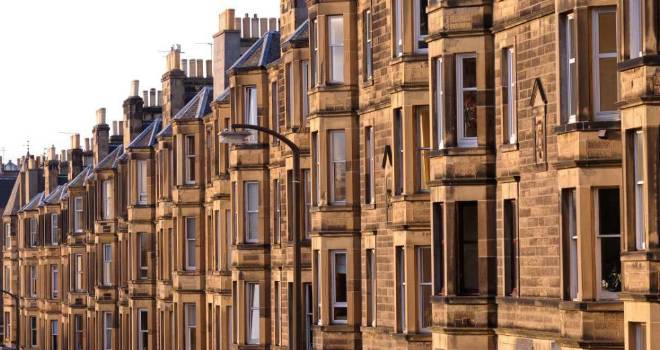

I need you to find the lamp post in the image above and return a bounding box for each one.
[0,289,19,350]
[219,124,303,350]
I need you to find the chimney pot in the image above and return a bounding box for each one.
[268,18,277,32]
[189,59,197,78]
[182,59,188,76]
[251,15,259,37]
[196,60,204,78]
[48,145,57,161]
[96,108,107,125]
[143,90,149,104]
[149,88,156,107]
[259,18,268,36]
[130,80,140,97]
[84,138,91,152]
[242,14,251,37]
[71,134,80,150]
[157,90,163,106]
[118,121,124,134]
[60,150,66,162]
[235,18,242,35]
[112,121,118,135]
[220,9,236,31]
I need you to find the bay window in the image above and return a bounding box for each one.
[51,213,59,245]
[592,8,618,120]
[331,250,348,324]
[415,106,430,192]
[365,126,375,204]
[434,57,445,149]
[102,179,113,219]
[184,135,196,184]
[328,15,344,83]
[244,182,259,243]
[396,247,406,332]
[137,160,148,204]
[103,312,112,350]
[244,86,258,143]
[628,0,643,59]
[51,264,59,299]
[103,243,112,286]
[561,13,577,123]
[456,53,478,147]
[363,10,373,80]
[502,47,517,144]
[414,0,428,52]
[138,309,148,350]
[246,283,260,344]
[458,202,478,295]
[185,217,196,270]
[329,130,347,204]
[418,246,432,331]
[184,304,196,350]
[595,188,621,298]
[562,189,578,300]
[74,196,83,233]
[633,130,645,250]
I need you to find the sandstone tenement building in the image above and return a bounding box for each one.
[1,0,659,349]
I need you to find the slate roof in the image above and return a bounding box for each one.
[156,123,172,138]
[227,31,281,73]
[173,87,213,120]
[68,167,92,188]
[284,19,309,45]
[42,185,67,205]
[95,146,124,171]
[127,118,162,149]
[0,176,17,211]
[3,161,19,172]
[20,192,44,212]
[214,87,231,104]
[2,177,20,216]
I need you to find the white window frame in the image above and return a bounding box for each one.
[246,283,260,344]
[103,312,112,350]
[102,179,113,219]
[74,196,83,233]
[329,130,347,204]
[435,57,445,149]
[75,254,83,291]
[302,60,310,120]
[330,250,348,324]
[365,127,375,204]
[503,47,517,144]
[628,0,643,59]
[591,8,619,121]
[631,322,647,350]
[185,217,196,271]
[184,304,196,350]
[137,160,148,204]
[51,319,59,350]
[633,130,646,250]
[184,135,196,185]
[396,247,406,332]
[138,309,148,350]
[594,188,621,300]
[364,9,373,80]
[394,0,403,57]
[4,222,10,249]
[51,264,59,299]
[29,265,37,297]
[417,246,432,332]
[413,0,428,53]
[287,63,294,127]
[50,213,59,245]
[563,13,577,123]
[102,243,112,286]
[244,86,258,143]
[29,217,37,247]
[311,18,319,87]
[565,189,579,300]
[328,15,345,84]
[456,53,478,147]
[244,182,259,243]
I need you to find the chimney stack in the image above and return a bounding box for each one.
[149,89,156,107]
[130,80,140,97]
[71,134,81,150]
[166,44,182,71]
[48,145,57,161]
[96,108,107,125]
[44,145,59,195]
[243,14,251,37]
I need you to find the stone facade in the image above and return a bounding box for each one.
[1,0,659,349]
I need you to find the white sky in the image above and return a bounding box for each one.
[0,0,279,164]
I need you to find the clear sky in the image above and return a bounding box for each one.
[0,0,279,164]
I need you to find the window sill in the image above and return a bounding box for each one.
[553,120,620,135]
[428,146,492,157]
[499,143,519,153]
[361,78,374,88]
[361,203,376,210]
[389,54,428,65]
[618,54,660,71]
[558,300,622,312]
[391,332,432,342]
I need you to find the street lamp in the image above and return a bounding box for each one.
[219,124,304,350]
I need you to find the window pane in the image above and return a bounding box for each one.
[599,57,617,112]
[463,90,478,138]
[334,253,347,303]
[462,57,476,88]
[598,11,617,53]
[458,202,478,294]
